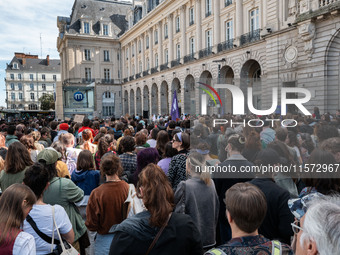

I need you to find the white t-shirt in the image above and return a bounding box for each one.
[23,204,73,255]
[13,231,36,255]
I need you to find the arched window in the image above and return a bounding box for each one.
[29,104,38,110]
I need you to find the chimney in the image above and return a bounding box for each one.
[46,55,50,66]
[22,57,26,66]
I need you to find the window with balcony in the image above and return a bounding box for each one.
[84,22,90,34]
[146,58,150,70]
[18,74,22,80]
[126,48,129,60]
[155,53,159,67]
[10,83,14,90]
[250,8,259,32]
[104,50,110,62]
[176,16,180,33]
[53,75,57,81]
[11,93,15,100]
[84,49,91,61]
[10,74,14,80]
[189,7,194,26]
[103,24,109,35]
[42,74,46,80]
[139,61,142,73]
[85,68,92,81]
[225,0,233,7]
[164,23,168,39]
[19,93,23,100]
[226,20,234,40]
[190,37,195,55]
[176,44,181,60]
[104,68,110,81]
[206,29,212,48]
[146,36,150,49]
[30,74,34,80]
[154,30,158,45]
[30,84,34,90]
[206,0,212,17]
[18,83,22,90]
[138,40,141,53]
[165,49,169,64]
[42,84,46,90]
[30,93,35,100]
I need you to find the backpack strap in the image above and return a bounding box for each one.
[26,214,61,245]
[271,240,282,255]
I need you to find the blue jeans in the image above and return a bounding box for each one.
[94,233,115,255]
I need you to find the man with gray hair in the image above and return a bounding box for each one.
[289,193,340,255]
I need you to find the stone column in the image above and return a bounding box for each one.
[168,14,174,62]
[149,28,154,69]
[180,5,187,58]
[128,43,132,77]
[213,0,221,47]
[235,0,243,43]
[141,35,145,71]
[134,39,138,75]
[195,0,202,55]
[158,21,163,67]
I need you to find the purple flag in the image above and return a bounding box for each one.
[171,90,179,121]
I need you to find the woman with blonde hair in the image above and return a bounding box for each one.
[109,164,203,255]
[80,129,96,154]
[174,152,219,250]
[31,131,44,152]
[0,183,36,254]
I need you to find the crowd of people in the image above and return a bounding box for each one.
[0,110,339,255]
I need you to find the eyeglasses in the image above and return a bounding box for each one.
[291,220,304,234]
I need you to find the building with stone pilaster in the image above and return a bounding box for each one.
[121,0,340,117]
[58,0,340,119]
[5,53,60,113]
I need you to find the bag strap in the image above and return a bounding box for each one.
[145,213,172,255]
[52,206,67,252]
[26,214,61,245]
[271,240,282,255]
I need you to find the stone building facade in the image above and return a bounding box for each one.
[58,0,340,119]
[56,0,131,119]
[121,0,340,117]
[5,53,60,112]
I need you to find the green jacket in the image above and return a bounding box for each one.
[43,177,86,241]
[0,167,28,192]
[5,135,19,147]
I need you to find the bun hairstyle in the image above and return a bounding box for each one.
[227,134,246,152]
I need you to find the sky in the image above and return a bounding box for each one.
[0,0,75,107]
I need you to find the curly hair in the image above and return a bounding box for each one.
[120,136,135,153]
[137,164,174,228]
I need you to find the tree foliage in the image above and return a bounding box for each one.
[39,94,55,110]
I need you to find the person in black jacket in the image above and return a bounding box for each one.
[214,134,254,244]
[249,148,294,245]
[109,164,203,255]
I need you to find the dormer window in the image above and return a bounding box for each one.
[13,63,18,69]
[84,22,90,34]
[103,24,109,36]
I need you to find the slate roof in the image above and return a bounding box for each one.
[62,0,131,37]
[6,57,60,72]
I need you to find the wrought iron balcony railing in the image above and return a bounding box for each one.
[217,39,234,53]
[143,70,149,77]
[129,75,135,81]
[171,59,181,68]
[225,0,233,7]
[199,47,213,59]
[183,54,196,63]
[151,67,158,74]
[136,73,141,79]
[240,29,261,46]
[160,63,169,71]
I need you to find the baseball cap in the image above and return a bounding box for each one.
[59,123,69,131]
[37,148,62,165]
[288,192,324,220]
